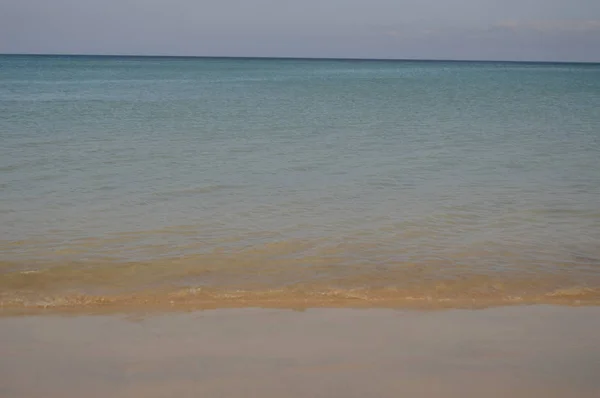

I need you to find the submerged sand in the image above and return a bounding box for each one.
[1,306,600,397]
[3,245,600,314]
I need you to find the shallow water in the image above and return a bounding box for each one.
[1,56,600,310]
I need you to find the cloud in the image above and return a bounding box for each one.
[379,19,600,42]
[373,18,600,62]
[381,25,440,40]
[492,19,600,34]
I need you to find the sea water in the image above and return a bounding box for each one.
[1,55,600,308]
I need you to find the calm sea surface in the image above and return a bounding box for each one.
[1,55,600,310]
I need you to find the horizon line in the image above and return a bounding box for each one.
[2,52,600,65]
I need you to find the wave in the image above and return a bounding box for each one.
[1,253,599,314]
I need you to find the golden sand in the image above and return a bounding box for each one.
[1,306,599,397]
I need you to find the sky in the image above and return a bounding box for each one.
[1,0,600,62]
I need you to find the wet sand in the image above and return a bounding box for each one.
[1,306,599,398]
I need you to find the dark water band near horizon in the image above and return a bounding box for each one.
[1,55,599,313]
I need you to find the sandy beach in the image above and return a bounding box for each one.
[1,306,599,397]
[2,55,600,397]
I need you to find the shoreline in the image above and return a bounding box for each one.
[0,295,600,319]
[2,287,600,317]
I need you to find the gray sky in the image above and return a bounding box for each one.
[1,0,600,61]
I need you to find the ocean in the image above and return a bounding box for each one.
[1,55,599,311]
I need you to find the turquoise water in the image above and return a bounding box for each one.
[1,55,600,307]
